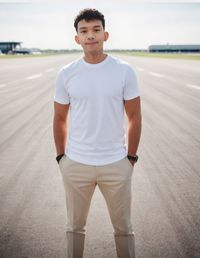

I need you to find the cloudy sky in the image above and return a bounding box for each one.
[0,0,200,50]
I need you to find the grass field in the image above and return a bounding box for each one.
[113,51,200,61]
[0,51,200,61]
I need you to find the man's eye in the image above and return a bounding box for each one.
[95,29,100,32]
[81,31,86,33]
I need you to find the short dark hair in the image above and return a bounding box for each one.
[74,8,105,32]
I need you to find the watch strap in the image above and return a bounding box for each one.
[127,155,138,162]
[56,154,65,164]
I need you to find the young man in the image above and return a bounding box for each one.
[53,8,142,258]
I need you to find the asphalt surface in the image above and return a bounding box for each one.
[0,53,200,258]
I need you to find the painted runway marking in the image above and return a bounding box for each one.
[186,84,200,90]
[45,68,54,73]
[26,74,43,80]
[149,72,164,78]
[137,67,145,71]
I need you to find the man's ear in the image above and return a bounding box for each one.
[104,32,109,42]
[75,35,80,45]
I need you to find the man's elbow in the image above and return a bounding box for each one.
[53,114,67,125]
[128,112,142,124]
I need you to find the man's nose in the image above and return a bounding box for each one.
[87,32,95,40]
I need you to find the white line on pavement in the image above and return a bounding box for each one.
[45,68,54,73]
[149,72,164,78]
[186,84,200,90]
[26,73,43,80]
[137,67,145,71]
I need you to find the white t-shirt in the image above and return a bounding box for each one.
[54,54,139,165]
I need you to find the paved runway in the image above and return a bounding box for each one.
[0,53,200,258]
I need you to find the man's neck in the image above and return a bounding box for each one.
[83,52,107,64]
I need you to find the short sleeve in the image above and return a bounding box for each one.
[123,65,140,100]
[54,69,70,104]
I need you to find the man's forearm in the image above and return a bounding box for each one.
[127,116,142,156]
[53,117,67,156]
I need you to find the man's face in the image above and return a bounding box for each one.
[75,19,109,54]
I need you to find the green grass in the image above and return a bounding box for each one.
[1,51,200,61]
[113,51,200,61]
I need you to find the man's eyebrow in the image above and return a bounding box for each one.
[79,27,87,30]
[79,25,101,30]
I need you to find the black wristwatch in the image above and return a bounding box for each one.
[56,153,65,164]
[127,154,138,163]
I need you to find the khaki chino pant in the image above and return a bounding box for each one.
[59,155,135,258]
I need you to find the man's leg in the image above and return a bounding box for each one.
[59,156,96,258]
[97,157,135,258]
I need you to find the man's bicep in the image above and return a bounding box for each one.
[54,101,70,121]
[124,96,141,120]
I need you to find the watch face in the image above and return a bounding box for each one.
[128,155,138,162]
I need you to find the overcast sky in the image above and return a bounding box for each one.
[0,1,200,50]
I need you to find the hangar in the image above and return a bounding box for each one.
[149,44,200,53]
[0,41,22,54]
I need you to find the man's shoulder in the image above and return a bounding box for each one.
[56,57,82,82]
[61,57,82,73]
[109,55,131,68]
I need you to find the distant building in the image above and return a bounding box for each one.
[13,48,32,55]
[149,44,200,53]
[0,41,22,54]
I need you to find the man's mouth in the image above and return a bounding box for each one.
[85,42,98,45]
